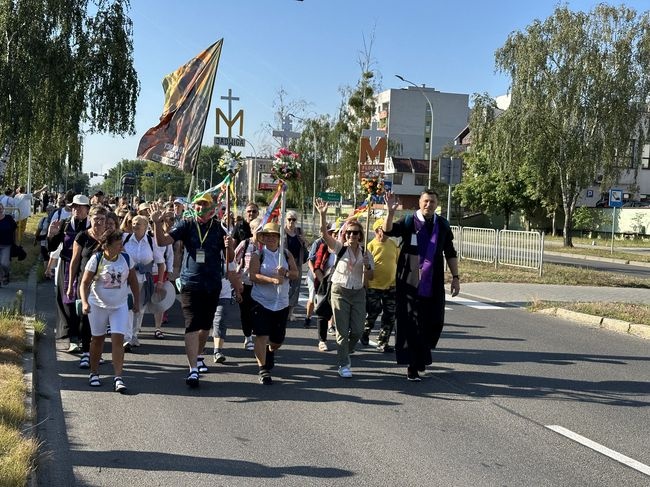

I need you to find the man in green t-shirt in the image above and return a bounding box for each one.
[361,218,399,352]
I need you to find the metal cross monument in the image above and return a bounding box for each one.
[272,115,301,147]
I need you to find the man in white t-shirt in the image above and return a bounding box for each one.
[13,186,32,245]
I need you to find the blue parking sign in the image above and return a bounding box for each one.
[608,189,623,208]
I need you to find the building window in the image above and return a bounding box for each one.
[414,174,427,186]
[642,143,649,170]
[392,173,403,185]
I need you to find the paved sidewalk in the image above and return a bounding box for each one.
[461,282,650,307]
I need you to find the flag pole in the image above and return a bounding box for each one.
[365,195,372,247]
[279,182,287,268]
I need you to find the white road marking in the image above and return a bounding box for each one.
[299,294,505,310]
[446,295,504,309]
[546,425,650,477]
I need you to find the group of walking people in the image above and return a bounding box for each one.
[45,186,460,392]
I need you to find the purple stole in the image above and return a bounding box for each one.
[413,213,439,297]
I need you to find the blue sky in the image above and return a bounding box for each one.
[84,0,649,182]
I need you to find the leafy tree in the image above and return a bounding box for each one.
[455,94,532,229]
[493,4,650,246]
[0,0,139,188]
[291,115,339,214]
[102,159,146,196]
[333,33,381,202]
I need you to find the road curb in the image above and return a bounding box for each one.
[536,307,648,340]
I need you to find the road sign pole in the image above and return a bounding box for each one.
[610,207,616,254]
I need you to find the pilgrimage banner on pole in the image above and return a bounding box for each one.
[137,39,223,172]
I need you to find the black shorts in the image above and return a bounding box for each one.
[251,302,289,345]
[180,288,220,333]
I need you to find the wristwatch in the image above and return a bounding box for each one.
[284,270,290,278]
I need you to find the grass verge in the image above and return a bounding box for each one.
[528,301,650,325]
[545,245,650,263]
[0,312,38,486]
[454,259,650,288]
[10,214,44,282]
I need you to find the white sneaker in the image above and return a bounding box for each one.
[130,336,140,347]
[244,336,254,351]
[213,352,226,363]
[67,342,81,353]
[338,366,352,378]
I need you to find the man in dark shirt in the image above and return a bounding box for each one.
[151,195,234,388]
[232,202,259,246]
[383,190,460,381]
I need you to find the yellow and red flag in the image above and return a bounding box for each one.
[137,39,223,172]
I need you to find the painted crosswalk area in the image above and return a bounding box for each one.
[298,290,505,310]
[445,295,505,310]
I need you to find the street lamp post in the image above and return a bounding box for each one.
[395,74,434,188]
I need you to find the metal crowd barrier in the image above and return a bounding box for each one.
[452,225,544,276]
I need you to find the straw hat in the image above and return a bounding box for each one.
[146,281,176,314]
[258,222,281,235]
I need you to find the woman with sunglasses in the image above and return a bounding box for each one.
[316,200,374,378]
[67,205,109,368]
[284,210,308,323]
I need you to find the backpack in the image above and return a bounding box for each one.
[257,247,291,267]
[312,246,348,319]
[123,232,154,251]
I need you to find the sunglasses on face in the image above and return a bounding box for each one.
[346,230,360,236]
[287,218,296,221]
[247,209,258,213]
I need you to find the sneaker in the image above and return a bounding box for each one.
[79,353,90,369]
[318,341,328,352]
[123,342,132,353]
[258,369,273,385]
[213,352,226,363]
[113,376,127,393]
[407,367,422,382]
[197,358,209,374]
[338,366,352,378]
[244,336,254,351]
[186,370,199,388]
[327,326,336,336]
[376,343,394,353]
[130,336,141,347]
[360,332,370,346]
[304,317,312,329]
[67,342,81,353]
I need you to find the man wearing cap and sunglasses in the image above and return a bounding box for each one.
[150,195,235,388]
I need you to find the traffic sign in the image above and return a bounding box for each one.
[608,189,623,208]
[318,192,341,202]
[438,157,463,185]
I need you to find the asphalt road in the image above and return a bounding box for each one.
[34,282,650,486]
[544,253,650,278]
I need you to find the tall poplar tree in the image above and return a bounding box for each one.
[493,4,650,246]
[0,0,139,188]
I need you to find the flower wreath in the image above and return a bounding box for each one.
[360,169,385,196]
[271,147,301,181]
